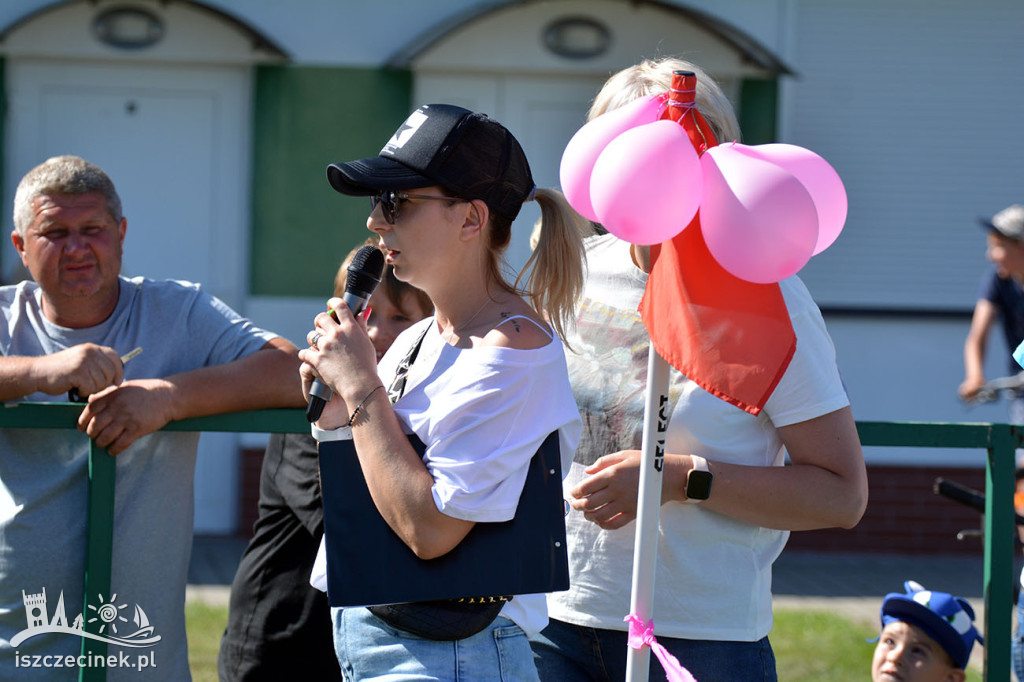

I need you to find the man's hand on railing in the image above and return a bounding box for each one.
[0,343,124,402]
[76,378,176,455]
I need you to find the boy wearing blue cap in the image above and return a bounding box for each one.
[872,581,982,682]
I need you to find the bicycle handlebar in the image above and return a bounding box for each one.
[933,477,1024,526]
[968,372,1024,404]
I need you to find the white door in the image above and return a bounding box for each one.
[4,59,250,306]
[4,58,253,534]
[416,73,606,270]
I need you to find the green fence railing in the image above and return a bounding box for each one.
[0,405,1019,680]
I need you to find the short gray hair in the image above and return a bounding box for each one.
[13,155,122,235]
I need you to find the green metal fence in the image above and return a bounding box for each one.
[856,421,1019,681]
[0,404,1018,680]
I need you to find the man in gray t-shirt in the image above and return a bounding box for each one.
[0,155,304,680]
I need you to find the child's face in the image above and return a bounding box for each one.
[986,232,1024,281]
[366,289,431,362]
[872,622,965,682]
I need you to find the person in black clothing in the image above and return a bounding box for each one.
[218,240,431,681]
[218,433,337,681]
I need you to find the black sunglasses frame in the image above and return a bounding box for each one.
[370,191,466,225]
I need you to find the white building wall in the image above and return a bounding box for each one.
[782,0,1024,310]
[778,0,1024,466]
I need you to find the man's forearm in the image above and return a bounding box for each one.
[162,338,305,421]
[0,356,45,401]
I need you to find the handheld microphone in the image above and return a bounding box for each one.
[306,245,386,422]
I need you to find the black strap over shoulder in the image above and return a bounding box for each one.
[387,323,430,404]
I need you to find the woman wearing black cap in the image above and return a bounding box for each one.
[299,104,586,680]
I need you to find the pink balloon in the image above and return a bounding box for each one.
[590,120,702,245]
[733,143,847,255]
[699,144,818,283]
[559,94,665,221]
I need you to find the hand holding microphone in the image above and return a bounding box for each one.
[306,245,386,422]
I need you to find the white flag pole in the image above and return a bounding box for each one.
[625,345,672,682]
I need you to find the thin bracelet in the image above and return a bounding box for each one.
[345,385,385,427]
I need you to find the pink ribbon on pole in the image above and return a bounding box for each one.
[625,614,699,682]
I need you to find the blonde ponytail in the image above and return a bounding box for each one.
[515,187,589,343]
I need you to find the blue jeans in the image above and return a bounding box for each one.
[332,607,540,681]
[529,618,777,682]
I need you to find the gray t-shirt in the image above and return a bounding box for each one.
[0,276,276,681]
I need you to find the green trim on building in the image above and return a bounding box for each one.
[250,65,412,296]
[737,78,778,145]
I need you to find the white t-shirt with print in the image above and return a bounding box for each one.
[548,235,849,641]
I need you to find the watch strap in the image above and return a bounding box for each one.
[690,455,709,474]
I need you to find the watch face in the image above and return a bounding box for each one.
[686,470,713,501]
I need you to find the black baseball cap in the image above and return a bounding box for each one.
[327,104,535,221]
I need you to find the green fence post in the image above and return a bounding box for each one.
[984,423,1016,681]
[79,440,114,682]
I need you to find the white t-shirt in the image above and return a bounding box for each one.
[317,316,582,636]
[548,234,849,641]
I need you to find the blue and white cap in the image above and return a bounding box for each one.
[880,580,983,669]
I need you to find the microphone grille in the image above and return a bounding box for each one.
[349,244,385,277]
[346,244,385,296]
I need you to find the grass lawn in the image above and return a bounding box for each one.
[186,601,228,682]
[771,609,982,681]
[185,602,983,681]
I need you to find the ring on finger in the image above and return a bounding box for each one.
[311,333,322,350]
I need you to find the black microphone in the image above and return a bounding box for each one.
[306,245,386,422]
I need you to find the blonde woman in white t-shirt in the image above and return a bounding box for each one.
[299,104,586,682]
[530,58,869,682]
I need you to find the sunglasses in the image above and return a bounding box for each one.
[370,191,467,225]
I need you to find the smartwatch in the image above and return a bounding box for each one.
[684,455,713,504]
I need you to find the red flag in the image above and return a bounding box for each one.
[638,72,795,415]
